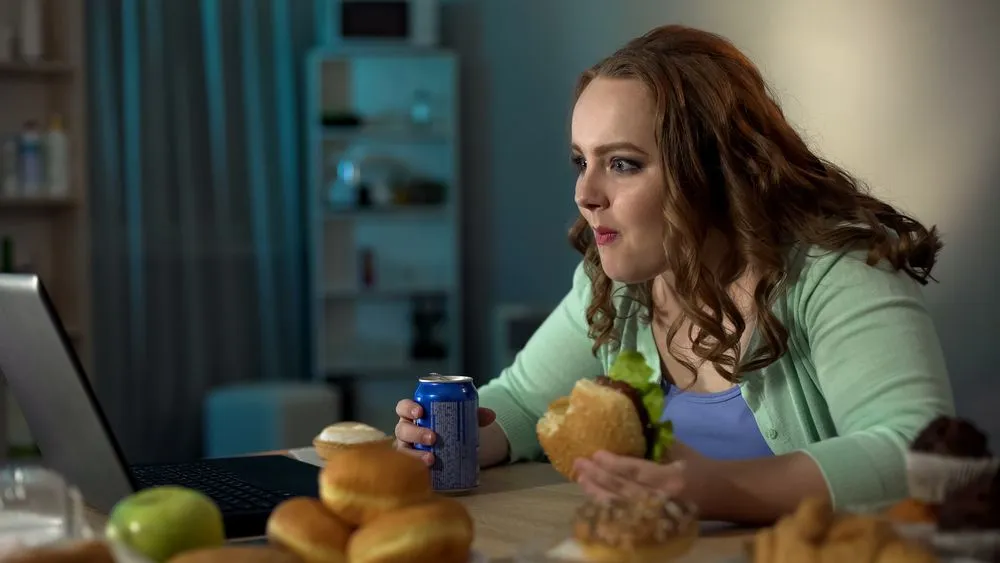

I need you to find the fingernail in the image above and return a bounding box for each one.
[422,453,433,465]
[423,432,435,445]
[411,408,420,418]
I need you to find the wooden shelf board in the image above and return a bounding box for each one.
[0,61,74,77]
[0,196,77,210]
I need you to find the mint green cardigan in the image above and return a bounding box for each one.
[478,247,955,511]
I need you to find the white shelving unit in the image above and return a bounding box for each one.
[306,47,462,382]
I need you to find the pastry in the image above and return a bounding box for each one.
[168,546,301,563]
[313,422,393,460]
[346,497,474,563]
[266,497,352,563]
[885,497,938,524]
[572,495,699,562]
[749,496,938,563]
[319,446,432,525]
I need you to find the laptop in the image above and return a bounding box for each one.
[0,273,321,539]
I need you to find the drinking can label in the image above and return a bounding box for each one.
[413,374,479,492]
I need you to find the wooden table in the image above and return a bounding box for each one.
[455,462,752,562]
[84,454,753,562]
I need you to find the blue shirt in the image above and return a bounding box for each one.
[661,384,774,460]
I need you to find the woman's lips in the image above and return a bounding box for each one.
[593,227,619,246]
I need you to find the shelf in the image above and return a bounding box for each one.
[323,359,454,379]
[322,125,450,145]
[324,285,453,299]
[0,61,74,77]
[310,48,462,383]
[325,205,447,220]
[0,195,77,210]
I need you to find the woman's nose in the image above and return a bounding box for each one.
[575,175,609,212]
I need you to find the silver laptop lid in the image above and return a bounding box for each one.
[0,273,134,512]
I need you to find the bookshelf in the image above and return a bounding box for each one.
[306,47,462,384]
[0,0,89,458]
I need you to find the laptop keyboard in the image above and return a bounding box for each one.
[130,462,295,513]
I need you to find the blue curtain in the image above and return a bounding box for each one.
[87,0,319,462]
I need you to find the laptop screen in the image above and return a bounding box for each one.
[0,274,135,513]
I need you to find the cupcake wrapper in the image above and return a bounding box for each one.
[897,523,1000,561]
[905,452,1000,503]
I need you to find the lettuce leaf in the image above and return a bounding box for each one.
[607,350,674,462]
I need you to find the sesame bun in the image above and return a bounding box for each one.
[319,447,432,525]
[266,497,352,563]
[537,378,647,480]
[313,422,394,461]
[347,497,474,563]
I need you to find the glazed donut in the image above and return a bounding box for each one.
[266,497,352,563]
[347,497,474,563]
[319,446,432,525]
[313,422,394,461]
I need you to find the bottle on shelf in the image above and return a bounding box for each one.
[0,26,13,62]
[1,237,14,274]
[360,248,376,288]
[1,136,18,197]
[44,114,68,197]
[18,0,43,63]
[409,90,433,129]
[17,120,43,196]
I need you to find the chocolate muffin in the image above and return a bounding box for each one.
[938,468,1000,531]
[911,416,992,458]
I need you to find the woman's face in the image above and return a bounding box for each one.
[572,77,668,284]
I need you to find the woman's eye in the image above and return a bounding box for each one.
[610,157,640,174]
[571,155,586,172]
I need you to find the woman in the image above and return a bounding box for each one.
[394,25,954,524]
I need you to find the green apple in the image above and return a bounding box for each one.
[105,486,225,563]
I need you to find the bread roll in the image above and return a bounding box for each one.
[319,446,432,525]
[266,497,352,563]
[168,546,300,563]
[347,497,474,563]
[537,378,647,480]
[313,422,393,461]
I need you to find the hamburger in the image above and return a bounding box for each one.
[537,351,674,479]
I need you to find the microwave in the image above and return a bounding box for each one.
[329,0,440,48]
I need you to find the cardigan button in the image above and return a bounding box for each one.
[766,428,779,440]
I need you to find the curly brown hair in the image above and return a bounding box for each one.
[568,25,943,382]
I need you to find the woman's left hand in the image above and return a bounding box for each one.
[572,442,715,504]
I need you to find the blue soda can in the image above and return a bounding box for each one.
[413,373,479,493]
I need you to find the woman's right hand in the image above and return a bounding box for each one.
[394,399,496,466]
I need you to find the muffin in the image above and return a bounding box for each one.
[905,416,998,505]
[920,468,1000,561]
[313,422,394,461]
